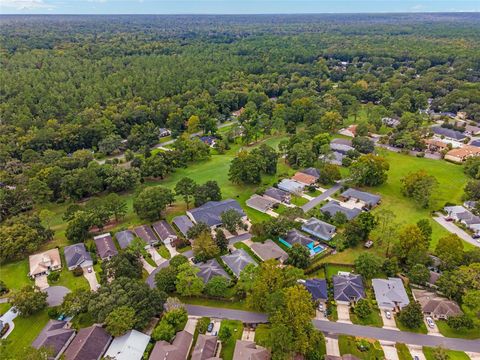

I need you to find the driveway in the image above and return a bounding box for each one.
[164,244,179,258]
[407,345,426,360]
[325,336,340,356]
[0,307,18,339]
[35,275,49,290]
[433,215,480,248]
[184,317,198,334]
[141,258,156,274]
[336,304,351,324]
[381,344,399,360]
[301,183,342,212]
[44,286,70,307]
[424,317,442,336]
[208,319,221,336]
[242,328,255,341]
[186,305,268,324]
[83,268,100,291]
[380,310,398,330]
[148,247,166,265]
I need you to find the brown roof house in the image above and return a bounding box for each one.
[64,324,112,360]
[233,340,270,360]
[94,233,118,261]
[134,225,159,246]
[32,320,76,360]
[444,145,480,163]
[191,334,218,360]
[292,172,317,186]
[152,220,178,246]
[29,248,62,278]
[412,289,463,320]
[149,330,193,360]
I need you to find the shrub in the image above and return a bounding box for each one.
[197,317,211,334]
[72,266,84,277]
[356,339,370,352]
[0,280,9,295]
[47,271,60,282]
[447,314,474,330]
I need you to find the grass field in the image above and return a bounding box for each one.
[436,320,480,339]
[54,268,90,291]
[219,320,243,360]
[0,259,32,292]
[350,308,383,328]
[395,343,412,360]
[0,302,11,316]
[338,335,385,359]
[423,347,469,360]
[395,316,428,334]
[254,324,271,347]
[178,296,252,311]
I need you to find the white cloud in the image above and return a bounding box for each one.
[1,0,54,10]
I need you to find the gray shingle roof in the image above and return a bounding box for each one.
[221,249,256,277]
[333,274,365,302]
[233,340,271,360]
[152,220,177,242]
[172,215,194,237]
[191,335,218,360]
[330,142,355,154]
[64,324,112,360]
[93,233,118,260]
[134,225,159,245]
[340,188,381,206]
[115,230,135,249]
[149,331,193,360]
[195,259,230,283]
[250,240,288,263]
[372,278,409,309]
[300,167,321,179]
[64,243,92,269]
[282,229,314,248]
[301,218,336,241]
[263,187,290,203]
[188,199,245,227]
[301,278,328,301]
[432,127,466,140]
[246,195,275,213]
[277,179,305,194]
[320,201,361,220]
[32,320,75,359]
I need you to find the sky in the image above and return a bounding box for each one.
[1,0,479,15]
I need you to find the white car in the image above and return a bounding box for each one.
[426,316,435,328]
[385,311,392,319]
[318,304,324,311]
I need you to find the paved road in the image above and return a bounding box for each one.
[433,215,480,248]
[301,183,342,212]
[186,305,268,323]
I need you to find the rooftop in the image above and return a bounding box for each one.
[221,249,256,277]
[232,340,271,360]
[32,320,75,359]
[191,334,218,360]
[340,188,381,206]
[372,278,409,309]
[301,278,328,301]
[246,194,276,213]
[282,229,314,248]
[320,201,361,221]
[263,187,290,203]
[195,259,230,283]
[152,220,177,242]
[413,289,463,318]
[29,248,61,277]
[172,215,195,237]
[301,217,336,241]
[333,274,365,303]
[431,126,466,140]
[115,230,136,249]
[104,330,151,360]
[94,233,118,260]
[299,167,321,179]
[149,330,193,360]
[64,243,92,269]
[292,172,317,185]
[250,240,288,263]
[134,225,159,245]
[64,324,112,360]
[277,179,305,194]
[188,199,245,227]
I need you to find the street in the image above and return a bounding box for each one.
[301,183,342,212]
[433,215,480,248]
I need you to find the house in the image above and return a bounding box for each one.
[424,139,449,152]
[195,259,230,283]
[330,142,355,155]
[152,220,178,245]
[444,205,468,220]
[32,320,76,360]
[104,330,150,360]
[159,128,171,137]
[277,179,305,195]
[64,324,112,360]
[444,146,480,163]
[382,117,400,128]
[428,271,441,287]
[299,167,321,180]
[431,126,466,141]
[233,340,271,360]
[29,249,62,278]
[279,229,326,256]
[187,199,246,228]
[199,136,216,147]
[333,274,365,305]
[320,201,361,221]
[339,125,357,138]
[191,334,218,360]
[323,151,345,166]
[149,330,193,360]
[330,138,353,147]
[301,218,336,241]
[115,230,136,249]
[469,139,480,148]
[292,172,317,186]
[250,240,288,263]
[372,278,409,311]
[64,243,93,271]
[299,278,328,303]
[340,188,381,208]
[221,249,256,277]
[134,225,159,246]
[464,201,477,210]
[412,289,463,320]
[246,195,276,213]
[263,187,291,204]
[232,108,245,118]
[94,233,118,261]
[172,215,195,238]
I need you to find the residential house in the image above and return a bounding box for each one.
[469,139,480,148]
[199,136,216,147]
[134,225,159,247]
[279,229,326,256]
[444,205,469,220]
[246,194,276,213]
[277,179,305,195]
[299,278,328,305]
[412,289,463,320]
[330,142,355,155]
[187,199,246,228]
[292,172,317,186]
[149,330,193,360]
[152,220,178,245]
[333,274,365,305]
[320,201,361,221]
[233,340,271,360]
[29,249,62,278]
[330,138,353,147]
[444,146,480,163]
[232,108,245,118]
[64,243,93,271]
[115,230,136,249]
[159,128,171,137]
[323,151,345,166]
[301,217,336,241]
[221,249,256,277]
[382,117,400,128]
[464,200,477,210]
[424,139,449,152]
[339,125,357,138]
[64,324,112,360]
[172,215,195,238]
[263,187,291,204]
[299,167,321,180]
[94,233,118,261]
[104,330,150,360]
[372,278,409,311]
[431,126,466,141]
[340,188,381,208]
[32,320,76,360]
[195,259,230,283]
[191,334,218,360]
[250,240,288,263]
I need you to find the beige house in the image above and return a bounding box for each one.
[444,146,480,163]
[29,248,62,278]
[412,289,462,320]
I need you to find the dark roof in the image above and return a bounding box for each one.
[232,340,271,360]
[432,126,466,140]
[301,218,336,241]
[199,136,216,146]
[340,188,381,206]
[470,139,480,147]
[115,230,135,249]
[263,187,290,203]
[188,199,245,227]
[282,229,314,248]
[172,215,195,237]
[302,278,328,301]
[152,220,177,242]
[64,325,112,360]
[333,274,365,302]
[191,335,217,360]
[32,320,75,359]
[195,259,230,283]
[250,240,288,263]
[221,249,256,277]
[330,138,353,147]
[320,201,361,220]
[134,225,159,245]
[64,243,92,268]
[299,167,320,179]
[149,331,193,360]
[93,234,118,260]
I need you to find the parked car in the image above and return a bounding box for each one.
[426,317,435,328]
[385,311,392,319]
[472,234,480,239]
[87,267,93,273]
[445,218,453,222]
[414,356,419,360]
[57,314,66,321]
[207,322,214,333]
[318,304,324,311]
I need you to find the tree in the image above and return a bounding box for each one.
[65,211,92,243]
[463,290,480,319]
[344,212,377,247]
[447,314,474,330]
[10,286,47,316]
[105,305,136,336]
[61,288,91,316]
[152,321,176,342]
[229,150,263,184]
[101,250,143,281]
[214,228,228,252]
[175,177,197,209]
[155,266,178,293]
[463,180,480,201]
[417,219,433,242]
[393,224,430,267]
[408,264,430,284]
[205,276,230,297]
[382,258,400,277]
[398,301,424,329]
[432,347,449,360]
[175,263,204,296]
[103,193,127,221]
[169,255,189,269]
[219,325,232,342]
[285,244,311,269]
[163,308,188,332]
[354,253,382,279]
[436,263,480,302]
[435,234,464,270]
[401,170,438,208]
[354,299,372,319]
[133,186,174,221]
[463,157,480,179]
[350,154,389,186]
[194,181,222,207]
[164,297,186,312]
[192,231,220,261]
[352,136,375,154]
[221,209,244,234]
[373,210,397,256]
[318,164,341,185]
[186,222,210,240]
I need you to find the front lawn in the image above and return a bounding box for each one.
[157,245,171,260]
[423,347,469,360]
[53,268,89,291]
[0,302,11,316]
[338,335,384,359]
[0,259,32,292]
[395,343,412,360]
[254,324,271,347]
[325,264,355,279]
[394,316,428,334]
[436,320,480,339]
[219,320,243,360]
[291,196,309,206]
[350,308,383,328]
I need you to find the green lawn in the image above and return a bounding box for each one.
[338,335,385,359]
[325,264,355,278]
[53,268,89,291]
[156,245,171,260]
[233,242,262,263]
[350,308,383,328]
[254,324,271,347]
[423,347,470,360]
[291,196,309,206]
[0,259,33,292]
[0,302,11,316]
[395,343,412,360]
[436,319,480,339]
[395,316,428,334]
[219,320,243,360]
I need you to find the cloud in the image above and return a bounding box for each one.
[1,0,54,10]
